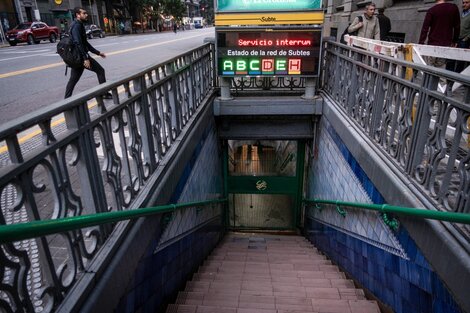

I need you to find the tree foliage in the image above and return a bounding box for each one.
[161,0,186,21]
[120,0,185,22]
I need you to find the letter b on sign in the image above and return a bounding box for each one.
[237,60,247,71]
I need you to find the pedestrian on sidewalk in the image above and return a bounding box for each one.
[377,8,391,40]
[64,7,112,99]
[348,2,381,40]
[448,0,470,73]
[419,0,460,68]
[173,22,177,34]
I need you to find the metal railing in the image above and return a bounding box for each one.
[304,198,470,226]
[230,76,306,94]
[0,199,227,244]
[0,43,215,313]
[321,41,470,236]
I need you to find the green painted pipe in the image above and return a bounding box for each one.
[303,199,470,225]
[0,198,227,244]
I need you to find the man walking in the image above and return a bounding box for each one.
[348,2,380,40]
[65,7,111,99]
[419,0,460,67]
[449,0,470,73]
[377,8,391,40]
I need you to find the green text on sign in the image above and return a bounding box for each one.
[217,0,322,12]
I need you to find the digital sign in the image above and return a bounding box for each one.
[217,0,322,12]
[217,29,321,77]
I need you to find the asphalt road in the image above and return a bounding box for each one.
[0,27,215,124]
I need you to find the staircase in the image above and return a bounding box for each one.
[166,233,380,313]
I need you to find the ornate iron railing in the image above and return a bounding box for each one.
[230,76,306,94]
[0,43,215,312]
[321,41,470,235]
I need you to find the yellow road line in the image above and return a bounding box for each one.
[0,32,209,154]
[0,63,63,78]
[0,33,208,79]
[0,84,129,154]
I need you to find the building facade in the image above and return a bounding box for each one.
[324,0,463,44]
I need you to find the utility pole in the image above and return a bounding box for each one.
[0,22,6,45]
[88,0,95,24]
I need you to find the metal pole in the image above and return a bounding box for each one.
[88,0,94,24]
[0,22,5,45]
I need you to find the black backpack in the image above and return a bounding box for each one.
[57,24,83,69]
[340,16,363,44]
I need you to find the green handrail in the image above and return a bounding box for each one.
[304,198,470,225]
[0,198,227,244]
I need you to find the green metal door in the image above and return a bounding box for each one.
[225,140,305,230]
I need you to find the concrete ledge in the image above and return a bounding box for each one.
[322,93,470,313]
[218,116,316,139]
[214,96,323,116]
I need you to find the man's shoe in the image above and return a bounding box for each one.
[103,92,113,99]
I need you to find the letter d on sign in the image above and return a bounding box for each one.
[262,59,274,72]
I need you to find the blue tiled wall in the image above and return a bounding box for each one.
[305,118,461,313]
[116,120,224,313]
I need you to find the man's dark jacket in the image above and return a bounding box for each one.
[70,20,101,60]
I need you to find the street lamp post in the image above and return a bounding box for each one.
[88,0,95,24]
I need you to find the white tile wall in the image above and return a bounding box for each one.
[157,127,223,247]
[308,120,407,258]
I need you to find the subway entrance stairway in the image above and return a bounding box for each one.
[166,233,380,313]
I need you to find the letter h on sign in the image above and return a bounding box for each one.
[288,59,301,74]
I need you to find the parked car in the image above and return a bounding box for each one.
[85,24,105,39]
[6,22,59,46]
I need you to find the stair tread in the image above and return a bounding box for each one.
[167,234,379,313]
[180,286,366,300]
[167,298,380,312]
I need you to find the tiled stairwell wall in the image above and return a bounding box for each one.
[116,120,225,313]
[304,118,461,313]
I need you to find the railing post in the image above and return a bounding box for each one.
[369,59,389,138]
[346,50,361,115]
[65,104,109,221]
[166,62,182,138]
[220,77,233,100]
[302,78,316,99]
[406,73,439,175]
[133,74,157,173]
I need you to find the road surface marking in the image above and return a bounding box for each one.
[0,52,56,62]
[0,33,208,79]
[0,84,130,154]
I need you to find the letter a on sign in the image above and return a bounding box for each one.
[262,59,274,74]
[223,60,234,71]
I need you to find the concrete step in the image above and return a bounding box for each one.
[184,282,362,298]
[167,297,380,312]
[176,289,366,305]
[190,276,356,288]
[166,234,380,313]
